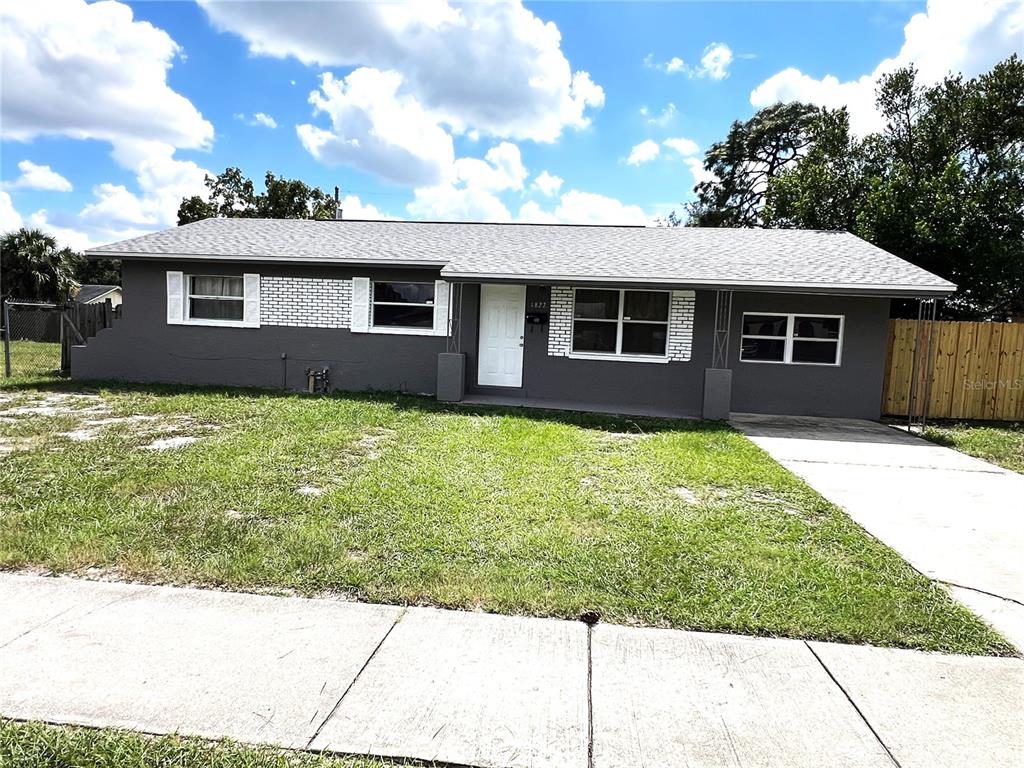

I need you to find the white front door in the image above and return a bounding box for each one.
[478,284,526,387]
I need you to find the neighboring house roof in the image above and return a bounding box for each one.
[76,284,121,303]
[86,217,956,297]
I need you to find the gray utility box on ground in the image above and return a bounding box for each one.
[702,368,732,420]
[437,353,465,402]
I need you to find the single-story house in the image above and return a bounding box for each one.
[74,217,955,419]
[75,284,123,309]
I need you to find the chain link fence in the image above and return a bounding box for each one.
[2,299,117,379]
[2,301,64,378]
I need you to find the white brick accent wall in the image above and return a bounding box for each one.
[260,276,352,328]
[667,290,695,361]
[547,286,574,356]
[546,286,695,361]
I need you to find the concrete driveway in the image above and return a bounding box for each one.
[732,414,1024,649]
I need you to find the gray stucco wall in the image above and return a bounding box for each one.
[728,292,890,418]
[73,260,891,419]
[460,285,713,418]
[72,259,448,394]
[458,284,890,419]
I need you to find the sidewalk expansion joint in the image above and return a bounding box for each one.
[0,591,133,651]
[304,606,407,750]
[939,580,1024,608]
[805,641,903,768]
[586,623,594,768]
[785,458,1008,474]
[311,747,489,768]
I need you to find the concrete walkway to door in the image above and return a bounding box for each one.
[732,414,1024,650]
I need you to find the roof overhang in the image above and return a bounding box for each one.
[439,270,957,298]
[86,250,956,298]
[85,251,449,269]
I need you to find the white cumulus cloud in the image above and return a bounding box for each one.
[547,190,649,225]
[1,0,213,152]
[1,2,215,246]
[750,0,1024,134]
[661,138,713,187]
[516,200,560,224]
[664,57,686,74]
[79,142,208,231]
[4,160,73,192]
[336,195,392,221]
[532,171,564,197]
[199,0,604,145]
[627,140,661,166]
[698,43,733,80]
[645,43,734,79]
[297,69,456,186]
[406,142,527,222]
[644,102,677,127]
[0,192,24,232]
[252,112,277,129]
[662,137,700,157]
[235,112,278,129]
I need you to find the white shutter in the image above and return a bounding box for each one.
[166,271,184,324]
[432,280,450,336]
[350,277,370,332]
[243,273,260,326]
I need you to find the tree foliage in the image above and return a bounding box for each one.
[680,55,1024,319]
[73,256,121,287]
[0,228,80,303]
[686,102,822,227]
[178,168,336,225]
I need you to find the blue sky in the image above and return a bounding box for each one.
[1,0,1021,249]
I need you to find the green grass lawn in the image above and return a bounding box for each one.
[924,421,1024,474]
[0,720,397,768]
[0,380,1011,655]
[3,340,62,378]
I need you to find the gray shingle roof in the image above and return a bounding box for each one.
[75,284,120,303]
[87,218,956,296]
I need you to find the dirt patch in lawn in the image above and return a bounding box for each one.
[0,392,219,454]
[349,427,395,460]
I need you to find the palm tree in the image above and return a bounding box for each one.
[0,228,80,303]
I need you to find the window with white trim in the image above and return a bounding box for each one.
[371,281,435,329]
[740,313,843,365]
[571,288,670,358]
[188,275,244,321]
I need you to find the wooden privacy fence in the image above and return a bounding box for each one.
[883,319,1024,421]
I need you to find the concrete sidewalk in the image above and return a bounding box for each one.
[732,414,1024,650]
[1,574,1022,768]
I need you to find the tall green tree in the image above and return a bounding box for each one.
[0,228,80,303]
[178,168,335,225]
[681,54,1024,319]
[769,56,1024,318]
[686,102,823,227]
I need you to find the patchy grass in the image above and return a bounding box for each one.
[924,421,1024,474]
[0,720,399,768]
[0,380,1011,655]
